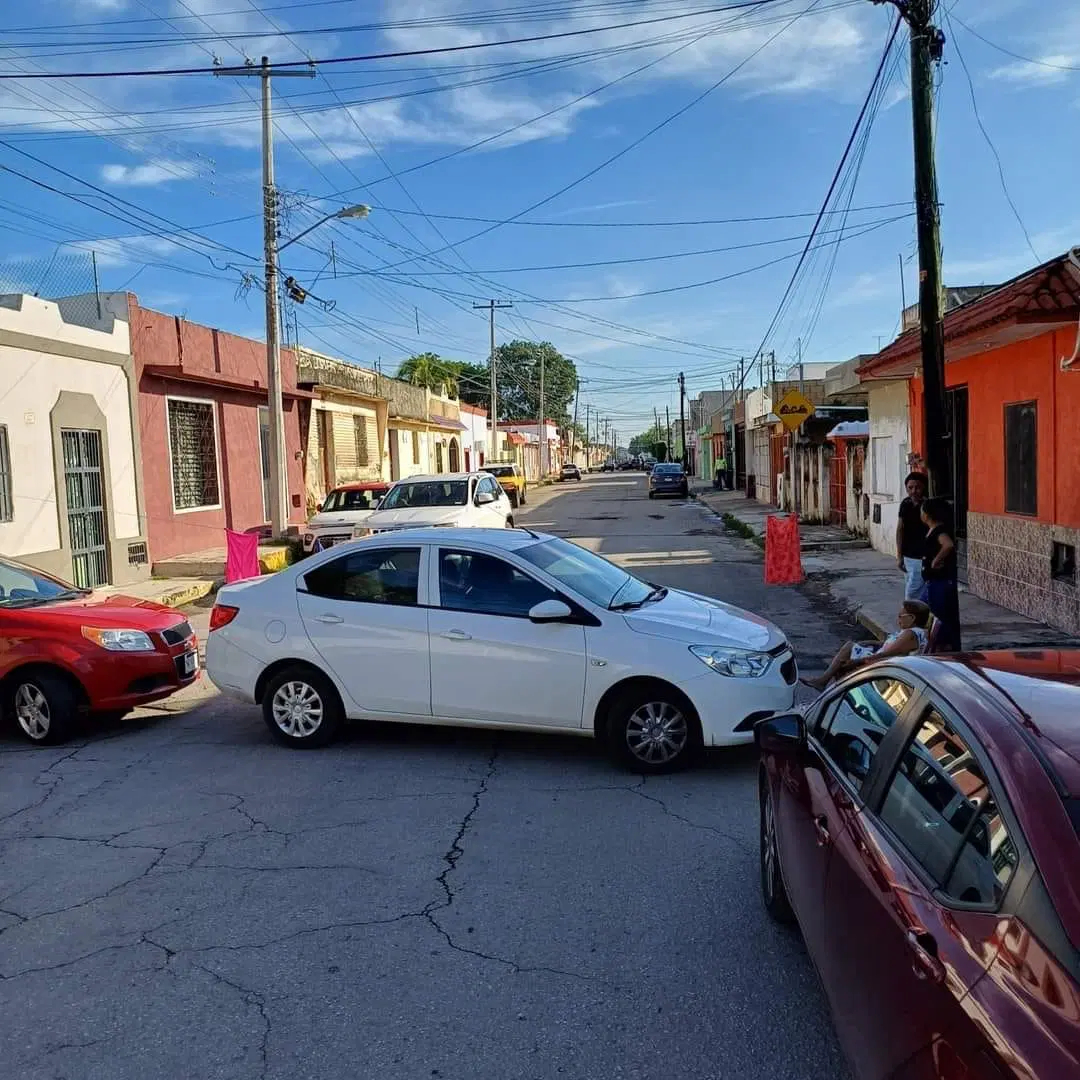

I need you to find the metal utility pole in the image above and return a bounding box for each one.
[876,0,948,493]
[678,371,687,470]
[473,299,512,462]
[216,56,314,539]
[537,349,546,476]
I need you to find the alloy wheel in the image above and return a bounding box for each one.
[15,683,51,741]
[271,680,324,738]
[625,701,688,765]
[762,786,778,904]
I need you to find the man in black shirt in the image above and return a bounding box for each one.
[896,471,929,601]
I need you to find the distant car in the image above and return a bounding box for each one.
[756,650,1080,1080]
[616,460,635,471]
[601,460,615,473]
[206,528,797,772]
[559,463,581,482]
[352,473,513,537]
[481,462,527,507]
[649,463,689,499]
[0,557,199,745]
[303,481,390,554]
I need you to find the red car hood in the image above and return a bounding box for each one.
[19,593,186,631]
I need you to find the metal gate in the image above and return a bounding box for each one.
[62,429,109,589]
[829,449,848,527]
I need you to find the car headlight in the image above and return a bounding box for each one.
[81,627,156,652]
[689,645,772,678]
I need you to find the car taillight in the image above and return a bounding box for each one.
[209,604,239,632]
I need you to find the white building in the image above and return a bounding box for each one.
[743,386,775,504]
[0,294,148,588]
[862,378,915,557]
[458,403,490,472]
[498,420,561,479]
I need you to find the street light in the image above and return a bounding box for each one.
[263,202,371,539]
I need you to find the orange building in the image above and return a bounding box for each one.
[859,251,1080,634]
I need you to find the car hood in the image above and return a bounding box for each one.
[8,593,185,631]
[307,509,375,529]
[622,587,784,650]
[366,506,467,528]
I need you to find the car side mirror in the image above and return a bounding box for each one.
[754,711,806,756]
[476,491,496,505]
[528,599,573,623]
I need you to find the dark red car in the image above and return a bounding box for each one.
[0,556,199,745]
[756,651,1080,1079]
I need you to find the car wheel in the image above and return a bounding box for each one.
[505,516,515,528]
[7,670,80,745]
[760,773,796,924]
[606,685,699,774]
[262,665,344,749]
[648,491,655,499]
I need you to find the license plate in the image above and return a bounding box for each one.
[182,650,197,676]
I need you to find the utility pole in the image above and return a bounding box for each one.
[678,371,687,470]
[216,56,315,539]
[584,403,590,469]
[473,299,512,462]
[569,383,580,465]
[797,337,804,393]
[665,406,672,462]
[537,350,546,476]
[738,357,745,400]
[877,0,948,493]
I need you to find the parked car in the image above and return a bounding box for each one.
[756,650,1080,1080]
[601,460,615,473]
[649,463,689,499]
[0,557,199,745]
[481,461,527,507]
[559,463,582,482]
[303,481,390,554]
[352,473,513,537]
[206,528,797,772]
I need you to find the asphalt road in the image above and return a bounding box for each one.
[0,474,853,1080]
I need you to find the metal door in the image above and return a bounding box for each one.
[62,429,109,588]
[829,448,848,527]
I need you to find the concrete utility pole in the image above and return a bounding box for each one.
[665,406,672,461]
[583,403,590,468]
[678,371,687,470]
[876,0,948,493]
[473,300,512,461]
[216,56,315,539]
[537,349,546,475]
[569,383,579,464]
[738,357,745,400]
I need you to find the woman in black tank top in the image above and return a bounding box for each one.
[921,498,961,651]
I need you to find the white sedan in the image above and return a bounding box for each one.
[352,472,513,537]
[205,528,797,773]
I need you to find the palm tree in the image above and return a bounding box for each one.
[396,353,459,397]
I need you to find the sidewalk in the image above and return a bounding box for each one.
[694,486,1077,651]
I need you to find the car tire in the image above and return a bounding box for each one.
[262,665,344,749]
[505,516,515,528]
[648,491,655,499]
[7,669,80,746]
[760,772,796,924]
[605,684,700,774]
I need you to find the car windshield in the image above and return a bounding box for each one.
[379,480,469,509]
[0,558,88,608]
[518,537,654,610]
[483,465,514,478]
[321,488,383,512]
[654,464,683,475]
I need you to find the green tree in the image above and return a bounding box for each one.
[396,352,459,396]
[629,423,666,454]
[494,340,577,424]
[454,361,492,409]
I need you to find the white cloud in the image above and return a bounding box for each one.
[990,56,1075,85]
[63,235,189,269]
[101,160,200,186]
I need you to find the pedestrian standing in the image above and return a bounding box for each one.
[921,497,962,652]
[715,453,728,490]
[896,471,929,600]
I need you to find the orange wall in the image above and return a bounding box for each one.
[908,327,1080,527]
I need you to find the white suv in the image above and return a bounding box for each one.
[353,473,513,537]
[303,482,390,554]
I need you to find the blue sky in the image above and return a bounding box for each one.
[0,0,1076,439]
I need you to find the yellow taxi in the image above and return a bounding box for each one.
[481,461,527,507]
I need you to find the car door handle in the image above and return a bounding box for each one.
[313,613,344,625]
[813,814,831,847]
[441,629,472,641]
[906,929,946,984]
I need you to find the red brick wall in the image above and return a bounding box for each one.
[908,326,1080,528]
[128,297,306,562]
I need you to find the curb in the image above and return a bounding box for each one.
[856,609,889,641]
[157,580,220,609]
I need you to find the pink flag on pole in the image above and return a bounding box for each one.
[224,529,260,583]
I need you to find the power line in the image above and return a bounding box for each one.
[0,2,788,79]
[949,15,1080,75]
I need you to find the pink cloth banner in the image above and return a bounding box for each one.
[224,529,260,584]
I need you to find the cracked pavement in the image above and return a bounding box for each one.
[0,475,854,1079]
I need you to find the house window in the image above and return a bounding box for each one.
[0,425,12,522]
[353,416,369,467]
[1052,542,1076,585]
[167,398,220,511]
[1004,402,1037,517]
[411,430,421,465]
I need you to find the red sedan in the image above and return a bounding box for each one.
[0,556,199,745]
[756,650,1080,1079]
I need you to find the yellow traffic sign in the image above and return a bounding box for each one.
[776,389,816,432]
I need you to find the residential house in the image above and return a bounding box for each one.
[858,250,1080,633]
[459,403,490,472]
[0,293,148,588]
[498,420,561,480]
[690,389,730,482]
[125,295,308,565]
[425,390,467,474]
[743,386,775,503]
[379,375,432,482]
[295,350,388,513]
